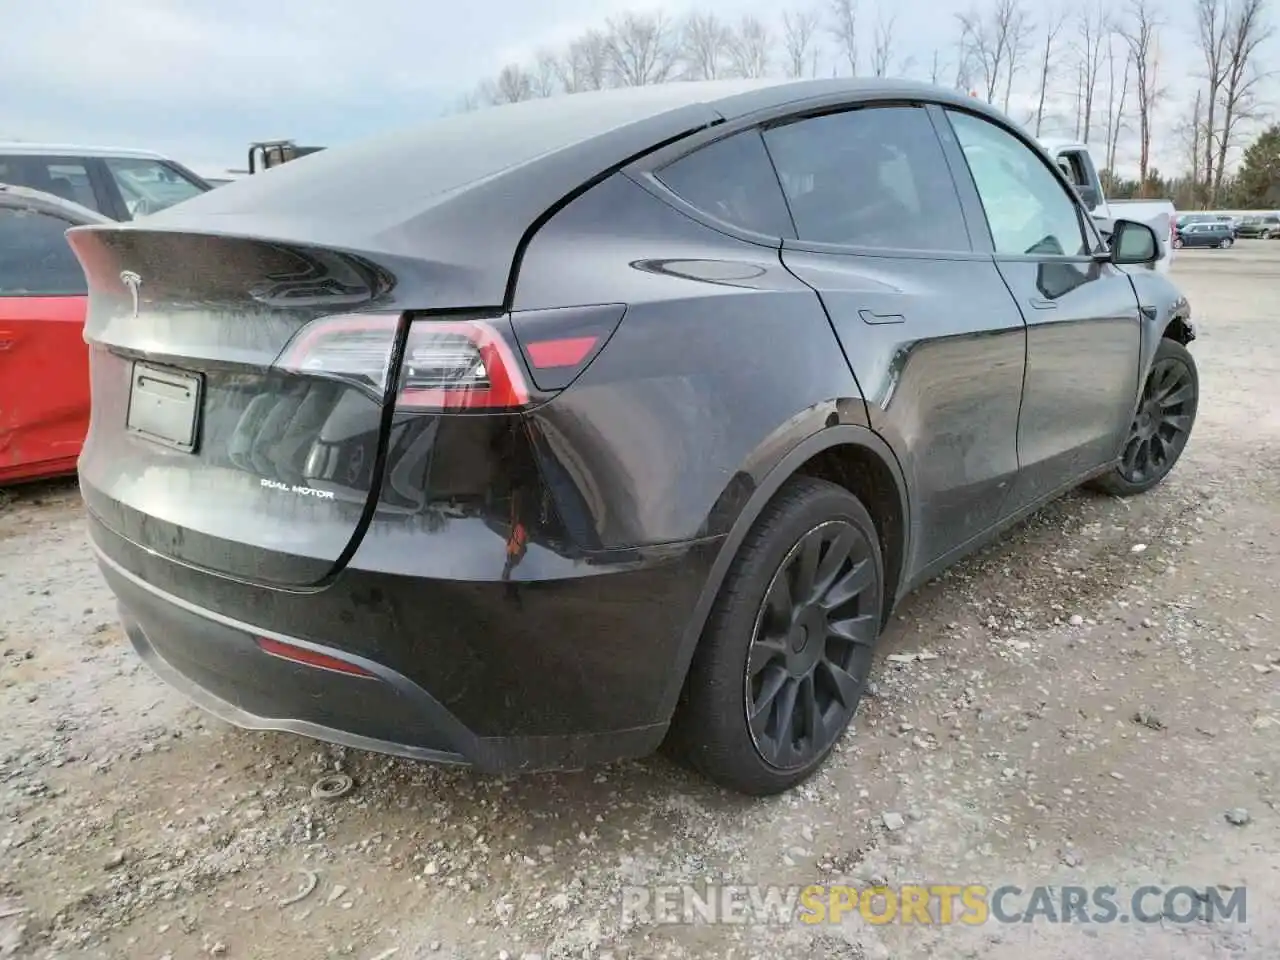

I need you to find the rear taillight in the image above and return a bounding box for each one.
[274,312,402,394]
[273,304,625,411]
[398,319,529,410]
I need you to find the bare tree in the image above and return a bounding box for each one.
[728,15,773,77]
[928,48,945,84]
[1033,9,1069,135]
[1179,89,1207,187]
[872,9,897,77]
[783,8,822,78]
[829,0,859,75]
[957,0,1034,109]
[953,30,978,92]
[486,64,535,104]
[606,11,678,86]
[531,50,559,98]
[682,12,732,80]
[1074,2,1109,142]
[556,30,612,92]
[1213,0,1273,199]
[1002,1,1035,112]
[1118,0,1165,193]
[1196,0,1231,203]
[1104,37,1132,173]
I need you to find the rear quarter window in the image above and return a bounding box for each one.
[654,130,795,238]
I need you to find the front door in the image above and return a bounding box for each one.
[764,103,1029,572]
[942,108,1142,509]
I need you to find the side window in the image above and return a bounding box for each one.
[761,105,970,251]
[1056,152,1090,191]
[0,157,99,212]
[102,158,206,218]
[947,111,1089,257]
[0,208,86,296]
[654,130,795,238]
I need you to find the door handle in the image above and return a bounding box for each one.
[1029,297,1058,310]
[0,330,15,350]
[858,309,906,325]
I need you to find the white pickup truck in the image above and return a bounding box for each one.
[1039,138,1176,273]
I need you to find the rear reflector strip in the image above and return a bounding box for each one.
[525,336,599,369]
[509,304,626,392]
[256,637,374,677]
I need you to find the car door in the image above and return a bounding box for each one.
[0,205,92,482]
[766,103,1028,572]
[941,108,1142,510]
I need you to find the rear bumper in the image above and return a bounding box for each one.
[90,515,720,774]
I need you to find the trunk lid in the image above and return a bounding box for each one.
[69,226,406,587]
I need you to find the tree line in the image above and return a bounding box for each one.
[463,0,1275,208]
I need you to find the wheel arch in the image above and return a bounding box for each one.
[659,424,911,720]
[1163,313,1195,345]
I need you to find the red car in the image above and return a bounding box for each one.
[0,183,110,484]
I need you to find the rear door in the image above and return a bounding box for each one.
[0,206,90,481]
[767,103,1028,571]
[941,107,1142,509]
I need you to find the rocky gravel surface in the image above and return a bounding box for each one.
[1,247,1277,959]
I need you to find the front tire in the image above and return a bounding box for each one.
[669,477,885,795]
[1173,237,1184,249]
[1088,338,1199,497]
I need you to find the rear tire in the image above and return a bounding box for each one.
[668,477,885,796]
[1088,338,1198,497]
[1221,237,1234,249]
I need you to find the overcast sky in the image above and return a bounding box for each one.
[1,0,1252,178]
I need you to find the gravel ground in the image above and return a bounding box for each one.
[1,245,1277,960]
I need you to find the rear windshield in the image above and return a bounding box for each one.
[180,84,761,221]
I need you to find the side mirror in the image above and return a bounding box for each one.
[1075,183,1101,209]
[1110,219,1162,265]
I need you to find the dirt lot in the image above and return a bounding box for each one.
[2,244,1278,960]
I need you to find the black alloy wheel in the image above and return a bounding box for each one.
[668,476,885,795]
[745,520,878,770]
[1090,337,1199,496]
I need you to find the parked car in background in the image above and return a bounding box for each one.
[0,183,111,484]
[1174,220,1236,248]
[1236,214,1280,239]
[0,143,210,221]
[1040,138,1176,273]
[69,79,1197,796]
[1208,214,1240,238]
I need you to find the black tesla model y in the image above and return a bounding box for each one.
[68,79,1198,795]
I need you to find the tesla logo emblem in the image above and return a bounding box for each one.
[120,271,142,317]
